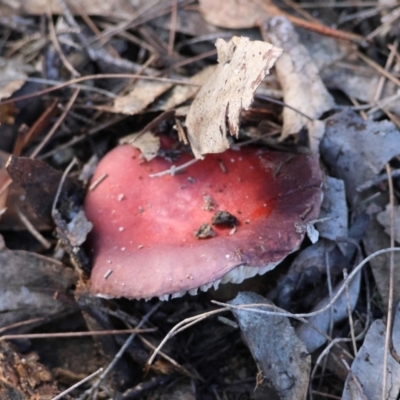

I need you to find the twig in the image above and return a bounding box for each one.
[357,50,400,90]
[0,74,199,106]
[366,6,400,41]
[356,168,400,192]
[168,0,178,56]
[138,335,201,381]
[39,115,127,160]
[149,158,199,178]
[259,2,366,44]
[30,88,80,158]
[51,368,103,400]
[20,76,117,98]
[255,94,314,121]
[148,248,400,367]
[341,358,368,400]
[89,302,161,399]
[373,39,398,103]
[0,317,45,334]
[15,205,52,249]
[343,269,357,356]
[147,307,230,365]
[46,0,80,77]
[382,163,396,400]
[1,328,155,341]
[89,173,107,190]
[52,158,77,216]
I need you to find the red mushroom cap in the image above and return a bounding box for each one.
[85,144,322,300]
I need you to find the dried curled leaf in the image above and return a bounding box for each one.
[186,36,282,159]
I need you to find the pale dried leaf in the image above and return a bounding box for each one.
[308,120,326,155]
[2,0,155,19]
[160,65,216,111]
[377,204,400,244]
[230,292,310,400]
[186,36,282,159]
[0,57,30,100]
[199,0,266,28]
[120,131,161,161]
[264,17,334,139]
[154,8,219,36]
[342,306,400,400]
[113,80,173,115]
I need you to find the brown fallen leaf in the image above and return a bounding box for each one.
[6,156,84,226]
[185,36,282,159]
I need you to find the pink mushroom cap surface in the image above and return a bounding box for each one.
[85,144,323,300]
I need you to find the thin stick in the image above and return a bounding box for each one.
[341,358,368,400]
[382,163,396,400]
[89,173,107,190]
[148,248,400,366]
[52,158,77,216]
[255,94,314,121]
[148,307,230,365]
[0,74,199,106]
[46,0,80,77]
[214,248,400,320]
[0,317,44,334]
[15,206,52,249]
[89,302,161,398]
[149,158,199,178]
[139,335,201,380]
[357,169,400,192]
[51,368,103,400]
[167,0,178,56]
[21,76,117,98]
[343,269,357,356]
[373,39,398,103]
[357,50,400,90]
[1,328,155,341]
[30,88,80,158]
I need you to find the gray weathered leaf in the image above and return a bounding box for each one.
[264,17,334,140]
[342,304,400,400]
[296,270,361,353]
[321,110,400,204]
[230,292,310,400]
[0,249,77,329]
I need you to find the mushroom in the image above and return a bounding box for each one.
[85,143,322,300]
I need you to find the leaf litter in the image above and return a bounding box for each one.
[0,1,400,399]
